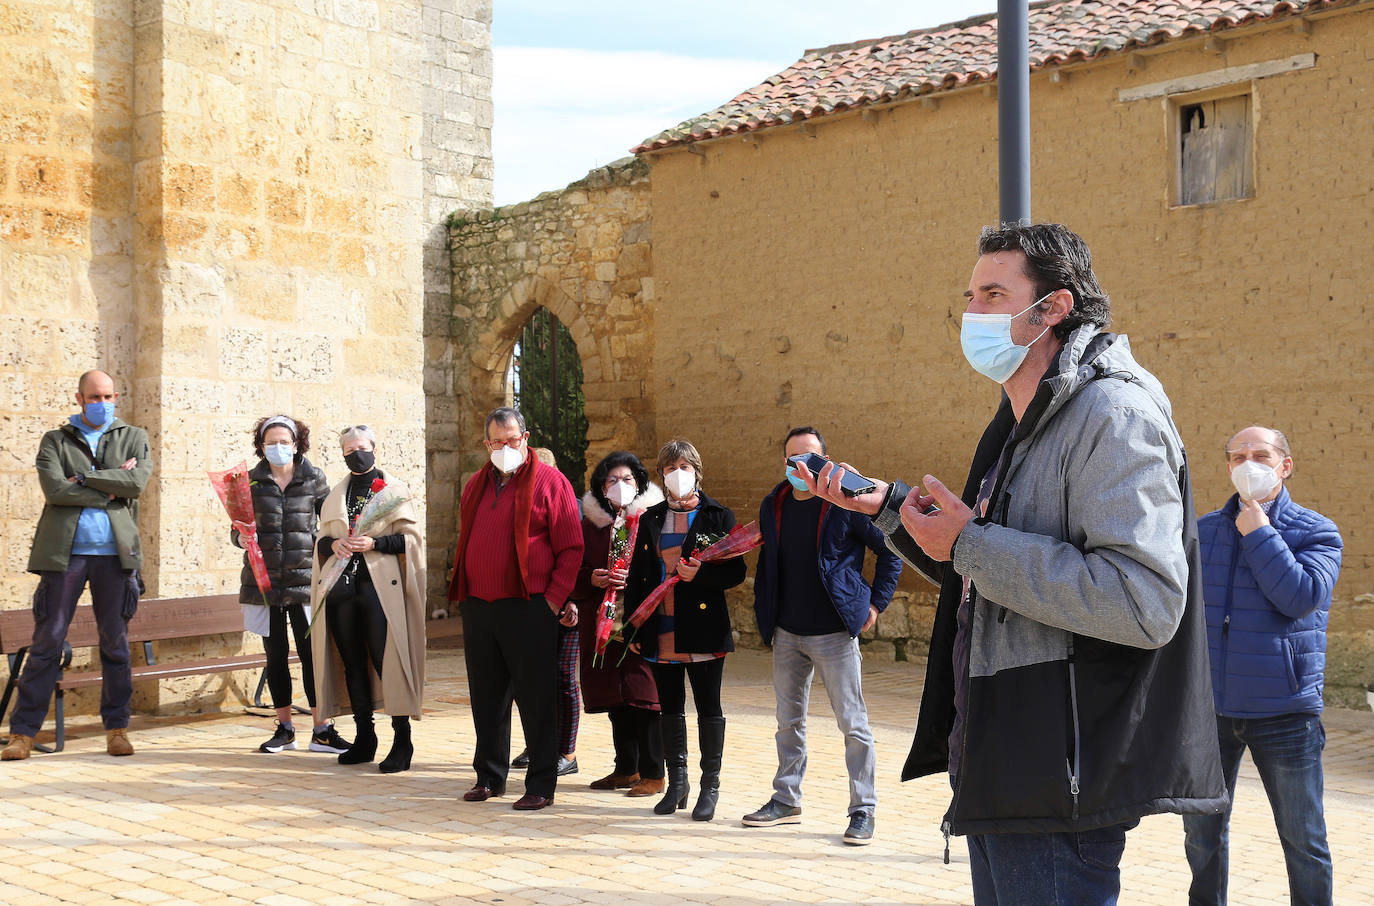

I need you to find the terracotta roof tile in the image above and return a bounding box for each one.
[634,0,1350,152]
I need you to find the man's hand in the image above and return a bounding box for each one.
[861,605,879,633]
[795,460,888,516]
[607,566,628,589]
[557,602,578,627]
[591,568,610,589]
[121,458,136,470]
[899,475,974,562]
[675,555,701,582]
[1236,498,1270,536]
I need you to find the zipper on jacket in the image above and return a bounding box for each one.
[1217,538,1241,701]
[1066,638,1082,821]
[941,820,951,864]
[944,588,978,844]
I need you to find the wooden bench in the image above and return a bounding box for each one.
[0,594,296,752]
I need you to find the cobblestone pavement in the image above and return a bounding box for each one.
[3,646,1372,904]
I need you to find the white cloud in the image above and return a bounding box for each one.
[492,46,783,205]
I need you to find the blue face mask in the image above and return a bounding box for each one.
[264,443,295,466]
[960,290,1055,384]
[785,465,810,492]
[83,400,116,426]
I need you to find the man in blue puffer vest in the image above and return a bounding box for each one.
[742,426,902,846]
[1183,425,1342,906]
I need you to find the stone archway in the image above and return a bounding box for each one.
[425,158,654,614]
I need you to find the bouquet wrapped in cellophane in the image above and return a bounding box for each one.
[624,521,763,640]
[315,476,411,600]
[591,510,641,668]
[208,462,270,596]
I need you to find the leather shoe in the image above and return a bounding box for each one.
[462,783,503,802]
[556,755,578,776]
[512,792,553,810]
[511,748,530,768]
[590,771,639,790]
[627,776,665,797]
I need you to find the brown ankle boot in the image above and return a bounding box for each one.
[627,776,665,797]
[590,772,639,790]
[2,734,35,760]
[106,728,134,756]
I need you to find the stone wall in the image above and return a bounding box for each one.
[435,158,654,611]
[1,0,490,717]
[643,10,1374,703]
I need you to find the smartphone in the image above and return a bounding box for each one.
[787,453,877,498]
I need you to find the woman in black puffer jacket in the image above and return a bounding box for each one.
[232,415,348,756]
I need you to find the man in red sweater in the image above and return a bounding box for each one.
[448,407,583,810]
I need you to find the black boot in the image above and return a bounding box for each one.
[339,711,377,765]
[379,715,413,773]
[692,716,725,821]
[654,714,689,815]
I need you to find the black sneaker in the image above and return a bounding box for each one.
[843,810,875,845]
[741,799,802,827]
[258,723,296,753]
[309,725,352,754]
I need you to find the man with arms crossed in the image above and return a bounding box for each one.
[3,370,153,760]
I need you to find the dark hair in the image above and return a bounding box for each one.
[252,415,311,463]
[977,223,1111,340]
[656,439,703,483]
[784,426,826,454]
[485,406,526,435]
[588,451,650,517]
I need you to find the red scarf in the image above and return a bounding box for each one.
[447,456,541,602]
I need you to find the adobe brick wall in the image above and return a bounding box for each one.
[643,9,1374,703]
[1,0,490,717]
[436,158,654,613]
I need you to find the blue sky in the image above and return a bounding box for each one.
[491,0,999,205]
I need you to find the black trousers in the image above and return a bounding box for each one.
[651,658,724,718]
[609,706,664,779]
[461,596,559,797]
[263,603,317,711]
[326,578,387,716]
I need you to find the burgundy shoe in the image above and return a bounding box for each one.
[463,784,503,802]
[512,793,554,810]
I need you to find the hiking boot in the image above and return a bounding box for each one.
[2,734,35,760]
[107,728,134,757]
[309,724,352,754]
[258,722,297,753]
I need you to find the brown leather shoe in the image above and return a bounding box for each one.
[2,734,35,761]
[107,728,134,757]
[512,792,553,810]
[462,783,503,802]
[590,771,639,790]
[627,776,665,797]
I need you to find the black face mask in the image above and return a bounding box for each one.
[344,449,375,473]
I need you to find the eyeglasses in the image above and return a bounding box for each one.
[339,425,370,436]
[484,434,525,451]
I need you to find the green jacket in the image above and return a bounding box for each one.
[29,418,154,573]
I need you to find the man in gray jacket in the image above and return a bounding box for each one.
[799,224,1223,905]
[2,370,153,761]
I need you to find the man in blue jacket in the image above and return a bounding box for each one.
[1183,425,1342,906]
[742,426,901,845]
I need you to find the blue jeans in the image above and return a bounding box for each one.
[968,821,1135,906]
[1182,713,1331,906]
[771,627,876,814]
[10,556,136,736]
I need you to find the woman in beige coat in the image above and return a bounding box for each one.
[310,426,426,772]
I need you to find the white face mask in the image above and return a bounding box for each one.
[606,479,637,508]
[664,468,696,499]
[490,445,524,474]
[1230,460,1279,501]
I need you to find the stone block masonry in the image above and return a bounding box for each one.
[1,0,491,718]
